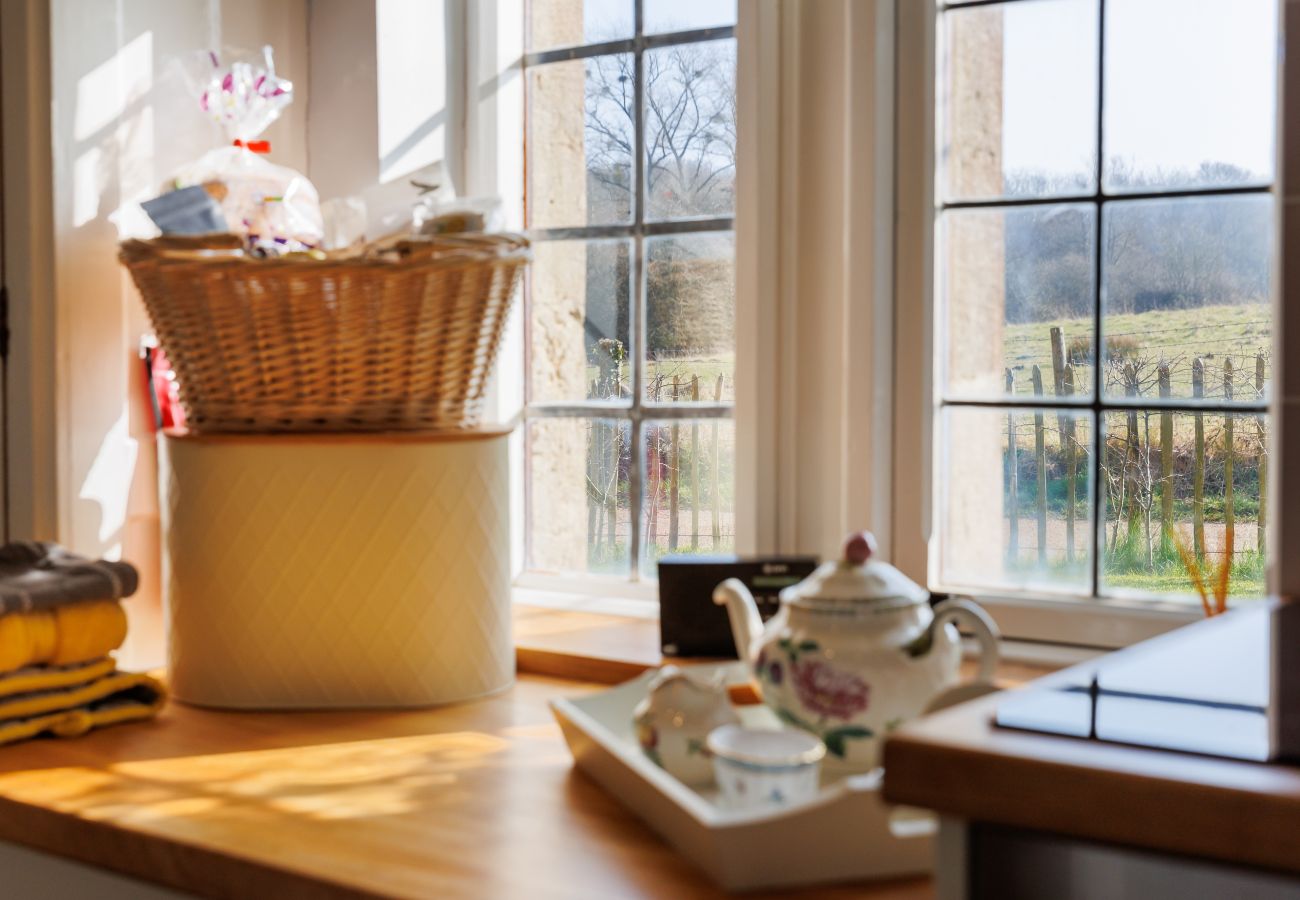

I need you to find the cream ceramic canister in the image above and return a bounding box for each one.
[633,665,740,786]
[713,531,999,773]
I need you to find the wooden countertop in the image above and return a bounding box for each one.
[0,674,929,900]
[882,658,1300,875]
[0,604,1060,899]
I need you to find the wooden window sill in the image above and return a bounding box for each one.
[127,594,1069,688]
[514,604,666,684]
[511,603,1067,687]
[125,598,1063,725]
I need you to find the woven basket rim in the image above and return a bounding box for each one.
[119,232,531,272]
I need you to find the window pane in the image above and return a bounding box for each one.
[644,0,736,34]
[645,40,737,220]
[941,406,1093,594]
[529,239,631,404]
[528,55,633,229]
[642,417,735,576]
[1100,410,1268,602]
[943,204,1096,400]
[941,0,1099,202]
[1103,0,1277,192]
[1101,196,1273,402]
[645,233,735,403]
[528,0,633,52]
[528,418,632,575]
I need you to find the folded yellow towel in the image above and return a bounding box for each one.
[0,658,164,746]
[0,657,115,698]
[0,600,127,673]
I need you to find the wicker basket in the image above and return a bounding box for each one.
[120,232,529,433]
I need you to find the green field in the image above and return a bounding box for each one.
[1106,566,1265,599]
[1002,302,1271,400]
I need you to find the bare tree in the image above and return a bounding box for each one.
[580,42,737,366]
[586,42,736,222]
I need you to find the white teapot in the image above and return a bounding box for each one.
[713,532,998,772]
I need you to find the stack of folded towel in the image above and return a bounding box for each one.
[0,542,164,746]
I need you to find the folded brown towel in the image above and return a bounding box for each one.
[0,542,139,615]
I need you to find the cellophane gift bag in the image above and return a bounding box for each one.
[170,46,323,255]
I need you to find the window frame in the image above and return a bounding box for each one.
[517,3,741,584]
[895,0,1285,648]
[478,0,1294,646]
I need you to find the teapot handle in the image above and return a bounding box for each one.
[931,596,1000,685]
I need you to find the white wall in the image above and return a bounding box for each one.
[308,0,464,199]
[304,0,376,199]
[376,0,462,189]
[48,0,309,661]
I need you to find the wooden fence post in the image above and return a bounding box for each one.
[1123,363,1141,546]
[1257,354,1268,555]
[1159,365,1174,555]
[1006,369,1019,566]
[1192,358,1205,560]
[647,382,662,550]
[1064,365,1077,563]
[587,382,600,554]
[1049,327,1066,395]
[608,429,618,556]
[712,375,723,545]
[669,376,680,551]
[691,376,701,550]
[1050,327,1072,561]
[1224,359,1235,565]
[1032,365,1048,565]
[610,369,623,549]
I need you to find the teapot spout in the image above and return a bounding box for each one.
[712,578,763,661]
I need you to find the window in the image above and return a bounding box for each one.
[521,1,738,582]
[934,0,1277,607]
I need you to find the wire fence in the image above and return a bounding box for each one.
[1004,324,1268,574]
[583,369,736,569]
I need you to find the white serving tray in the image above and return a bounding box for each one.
[551,663,935,892]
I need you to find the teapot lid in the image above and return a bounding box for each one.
[783,532,928,608]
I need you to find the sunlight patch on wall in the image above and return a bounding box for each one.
[72,146,104,227]
[376,0,448,185]
[73,29,156,227]
[79,408,138,546]
[75,30,153,142]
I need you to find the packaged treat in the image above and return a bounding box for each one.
[140,185,227,235]
[413,195,504,236]
[359,160,455,241]
[170,47,323,254]
[321,197,367,253]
